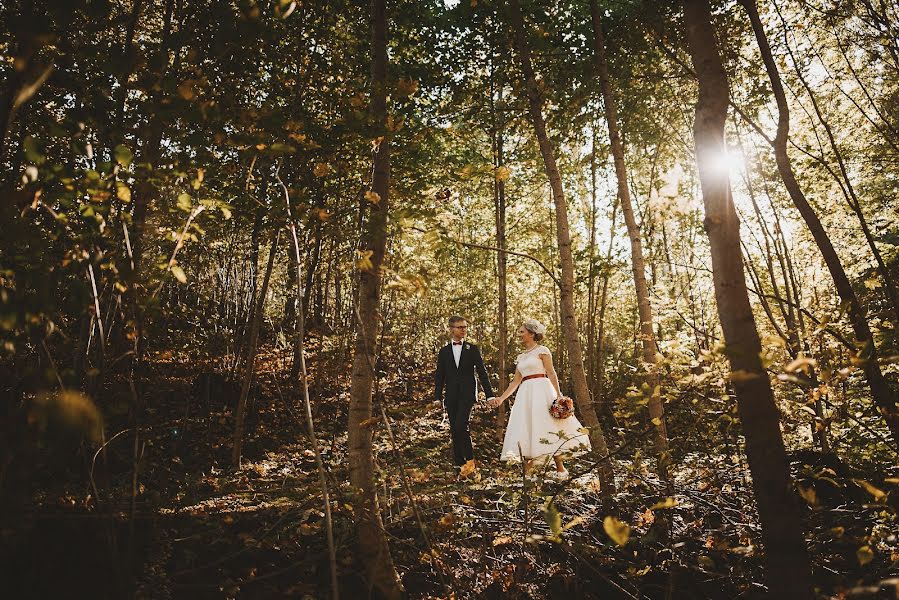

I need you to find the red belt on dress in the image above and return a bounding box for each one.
[522,374,546,381]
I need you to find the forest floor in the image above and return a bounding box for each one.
[3,335,898,599]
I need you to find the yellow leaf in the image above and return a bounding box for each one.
[492,535,513,547]
[459,459,477,478]
[864,278,882,290]
[396,78,419,97]
[495,166,511,182]
[853,479,886,501]
[359,416,381,429]
[649,497,678,510]
[29,390,104,443]
[116,182,131,203]
[785,355,817,374]
[355,249,374,272]
[651,417,662,426]
[438,512,457,527]
[798,485,818,506]
[603,516,630,546]
[313,163,330,177]
[762,335,787,348]
[364,190,381,205]
[177,79,197,100]
[171,265,187,283]
[857,545,874,566]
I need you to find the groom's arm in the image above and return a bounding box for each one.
[434,348,446,404]
[473,345,495,398]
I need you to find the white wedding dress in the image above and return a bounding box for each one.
[500,345,591,463]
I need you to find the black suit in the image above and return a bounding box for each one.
[435,341,495,466]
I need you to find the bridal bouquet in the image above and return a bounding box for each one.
[549,395,574,419]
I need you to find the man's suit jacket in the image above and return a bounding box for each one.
[435,341,495,406]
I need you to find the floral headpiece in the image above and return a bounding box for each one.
[523,318,547,336]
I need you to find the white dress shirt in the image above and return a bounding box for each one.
[452,341,463,367]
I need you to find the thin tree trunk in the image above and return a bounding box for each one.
[595,198,618,426]
[232,229,278,468]
[510,0,614,495]
[683,1,812,596]
[277,164,339,600]
[740,0,899,447]
[346,0,404,597]
[590,1,669,481]
[303,217,323,326]
[491,67,509,438]
[775,8,899,326]
[587,124,599,392]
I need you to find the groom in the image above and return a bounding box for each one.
[434,316,495,472]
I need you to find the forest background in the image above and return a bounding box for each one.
[2,0,899,598]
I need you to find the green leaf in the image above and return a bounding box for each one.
[24,136,45,164]
[113,144,133,167]
[116,182,131,203]
[177,193,193,212]
[545,501,561,539]
[268,143,296,154]
[603,516,630,546]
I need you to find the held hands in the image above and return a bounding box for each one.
[486,396,502,409]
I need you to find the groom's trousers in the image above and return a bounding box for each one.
[445,396,475,466]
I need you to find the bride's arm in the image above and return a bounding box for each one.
[541,353,564,398]
[491,370,523,408]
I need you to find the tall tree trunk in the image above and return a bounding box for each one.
[683,1,812,597]
[232,229,279,468]
[346,0,404,597]
[590,1,669,480]
[491,51,508,438]
[128,0,174,268]
[509,0,614,494]
[586,125,599,392]
[740,0,899,447]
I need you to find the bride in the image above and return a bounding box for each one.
[488,319,591,480]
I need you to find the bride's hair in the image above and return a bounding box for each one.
[522,318,546,342]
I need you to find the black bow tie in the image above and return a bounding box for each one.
[452,341,463,345]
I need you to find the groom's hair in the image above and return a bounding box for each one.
[448,315,467,327]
